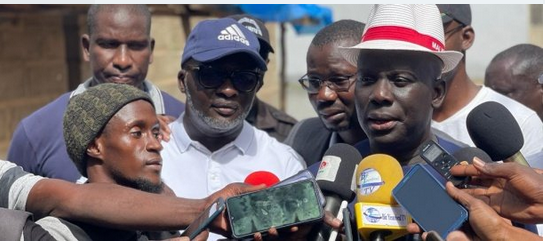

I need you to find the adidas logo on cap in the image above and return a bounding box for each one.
[218,24,250,46]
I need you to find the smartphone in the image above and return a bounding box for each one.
[274,169,326,206]
[420,140,468,187]
[392,164,468,239]
[181,197,225,240]
[226,179,324,239]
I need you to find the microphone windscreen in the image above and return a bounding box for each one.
[466,101,523,161]
[452,147,493,164]
[316,143,362,201]
[356,154,403,205]
[244,171,280,187]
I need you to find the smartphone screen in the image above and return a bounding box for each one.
[181,197,225,240]
[392,164,468,239]
[226,179,324,239]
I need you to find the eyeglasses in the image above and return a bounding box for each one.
[444,23,465,36]
[298,74,356,94]
[186,65,263,92]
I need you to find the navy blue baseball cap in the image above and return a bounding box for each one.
[181,18,267,71]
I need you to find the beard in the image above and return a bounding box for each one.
[111,169,163,194]
[185,86,251,134]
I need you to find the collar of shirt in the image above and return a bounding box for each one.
[171,113,254,155]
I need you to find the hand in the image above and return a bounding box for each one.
[157,114,176,142]
[166,230,208,241]
[450,157,543,224]
[445,181,542,241]
[252,210,342,241]
[206,183,266,237]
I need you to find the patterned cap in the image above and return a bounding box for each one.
[63,83,153,177]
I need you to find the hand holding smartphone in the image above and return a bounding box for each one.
[226,179,324,239]
[181,197,225,240]
[392,164,468,239]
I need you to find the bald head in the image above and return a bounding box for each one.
[485,44,543,120]
[310,19,365,47]
[87,4,151,37]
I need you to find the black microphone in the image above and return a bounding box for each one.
[452,147,493,164]
[311,143,362,241]
[466,101,530,167]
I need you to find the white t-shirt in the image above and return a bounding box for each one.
[161,117,305,240]
[432,86,543,168]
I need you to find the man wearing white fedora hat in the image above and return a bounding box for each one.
[340,4,465,166]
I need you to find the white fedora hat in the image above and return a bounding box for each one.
[340,4,463,73]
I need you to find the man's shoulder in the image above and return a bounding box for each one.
[259,100,297,125]
[481,87,538,118]
[18,93,70,133]
[159,90,185,117]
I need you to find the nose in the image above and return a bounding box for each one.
[369,79,393,105]
[316,84,338,103]
[113,45,132,72]
[147,133,163,152]
[216,78,238,98]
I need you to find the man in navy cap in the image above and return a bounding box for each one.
[160,18,305,240]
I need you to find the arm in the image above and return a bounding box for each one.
[27,179,264,234]
[450,158,543,224]
[445,182,542,241]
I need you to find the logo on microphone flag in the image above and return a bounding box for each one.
[358,168,385,196]
[316,155,341,182]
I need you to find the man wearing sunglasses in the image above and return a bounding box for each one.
[160,18,305,240]
[431,4,543,169]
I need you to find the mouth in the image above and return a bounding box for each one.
[211,102,238,117]
[367,113,398,131]
[320,109,346,123]
[146,158,163,171]
[106,75,135,84]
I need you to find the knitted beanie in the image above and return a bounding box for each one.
[63,83,153,177]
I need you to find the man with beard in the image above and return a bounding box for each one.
[59,83,181,240]
[160,18,305,240]
[285,20,367,165]
[8,4,184,183]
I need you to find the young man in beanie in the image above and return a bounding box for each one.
[230,14,298,142]
[61,83,175,240]
[8,4,184,183]
[160,18,305,240]
[431,4,543,168]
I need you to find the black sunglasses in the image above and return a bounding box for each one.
[186,65,263,92]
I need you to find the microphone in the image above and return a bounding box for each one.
[354,154,411,241]
[244,171,279,187]
[452,147,493,164]
[311,143,362,241]
[466,101,529,166]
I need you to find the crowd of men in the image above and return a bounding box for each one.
[0,4,542,241]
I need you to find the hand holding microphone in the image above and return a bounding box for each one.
[450,158,543,224]
[445,181,542,241]
[311,143,361,241]
[467,101,531,167]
